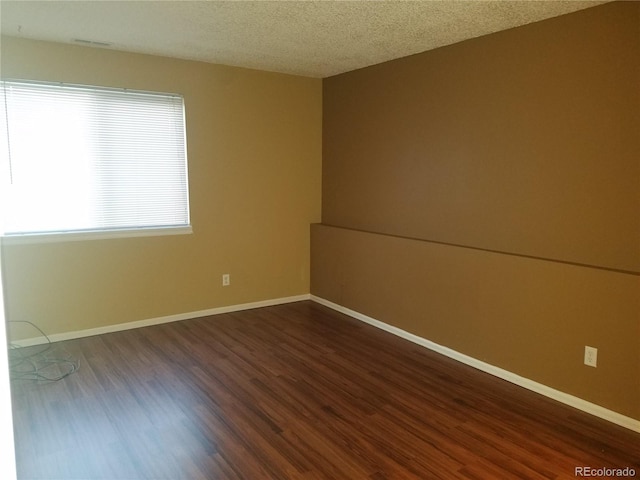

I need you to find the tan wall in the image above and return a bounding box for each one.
[1,37,322,338]
[322,1,639,273]
[311,224,640,419]
[314,1,640,419]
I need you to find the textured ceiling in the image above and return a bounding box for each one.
[1,0,608,78]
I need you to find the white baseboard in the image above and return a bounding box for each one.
[310,295,640,434]
[11,294,311,347]
[11,292,639,433]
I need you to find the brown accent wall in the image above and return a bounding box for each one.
[1,37,322,339]
[314,1,639,420]
[322,1,639,273]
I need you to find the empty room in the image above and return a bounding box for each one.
[0,1,638,479]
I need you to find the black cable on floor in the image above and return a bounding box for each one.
[7,320,79,382]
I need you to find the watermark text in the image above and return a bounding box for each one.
[575,466,636,477]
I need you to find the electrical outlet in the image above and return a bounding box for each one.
[222,274,230,286]
[584,346,597,367]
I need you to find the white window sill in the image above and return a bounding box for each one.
[0,225,193,245]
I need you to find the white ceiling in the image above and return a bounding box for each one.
[1,0,607,78]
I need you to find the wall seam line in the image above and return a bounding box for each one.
[317,223,640,276]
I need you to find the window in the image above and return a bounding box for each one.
[1,80,190,241]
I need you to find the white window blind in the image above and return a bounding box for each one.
[1,80,190,239]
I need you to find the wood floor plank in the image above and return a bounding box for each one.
[10,301,640,479]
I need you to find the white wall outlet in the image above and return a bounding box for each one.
[584,346,597,367]
[222,274,230,286]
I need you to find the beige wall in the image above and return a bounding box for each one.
[1,37,322,338]
[314,2,639,420]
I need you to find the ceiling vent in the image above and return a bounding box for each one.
[72,38,112,47]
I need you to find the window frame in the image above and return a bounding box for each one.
[0,79,192,243]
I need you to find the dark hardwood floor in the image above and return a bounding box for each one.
[10,301,640,479]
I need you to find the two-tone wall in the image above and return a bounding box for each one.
[1,37,322,339]
[313,2,639,421]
